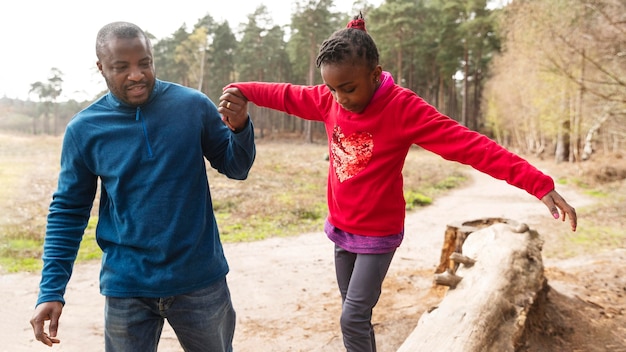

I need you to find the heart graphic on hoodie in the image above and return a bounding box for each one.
[331,126,374,182]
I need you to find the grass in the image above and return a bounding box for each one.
[76,219,100,261]
[0,134,470,273]
[0,236,42,272]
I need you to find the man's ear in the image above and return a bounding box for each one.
[96,61,103,75]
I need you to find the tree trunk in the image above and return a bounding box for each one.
[581,113,609,161]
[304,34,316,144]
[573,48,586,162]
[32,116,38,135]
[461,41,469,127]
[437,75,445,112]
[396,47,403,86]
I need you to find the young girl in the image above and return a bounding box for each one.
[219,13,577,352]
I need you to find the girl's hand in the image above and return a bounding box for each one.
[218,87,249,132]
[541,190,577,231]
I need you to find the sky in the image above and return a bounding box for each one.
[1,0,380,102]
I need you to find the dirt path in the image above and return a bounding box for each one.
[0,166,596,352]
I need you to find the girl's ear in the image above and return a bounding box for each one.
[372,65,382,84]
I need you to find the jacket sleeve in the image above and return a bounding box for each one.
[37,128,97,305]
[203,97,256,180]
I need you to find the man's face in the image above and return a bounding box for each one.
[96,36,155,107]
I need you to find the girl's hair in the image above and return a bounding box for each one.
[315,12,379,70]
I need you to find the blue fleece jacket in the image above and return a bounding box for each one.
[37,80,255,305]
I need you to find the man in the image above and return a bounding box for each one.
[30,21,254,351]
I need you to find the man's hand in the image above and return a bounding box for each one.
[30,301,63,346]
[541,190,577,232]
[218,87,249,132]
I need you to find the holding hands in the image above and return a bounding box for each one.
[218,88,249,132]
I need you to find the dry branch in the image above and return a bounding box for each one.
[434,270,463,289]
[450,252,476,267]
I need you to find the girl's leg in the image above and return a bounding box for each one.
[334,245,357,302]
[334,245,395,352]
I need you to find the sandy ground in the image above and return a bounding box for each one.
[0,166,610,352]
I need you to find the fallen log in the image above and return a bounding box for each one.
[397,220,545,352]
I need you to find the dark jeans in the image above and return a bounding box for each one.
[104,277,236,352]
[334,245,396,352]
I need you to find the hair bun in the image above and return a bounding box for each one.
[346,18,366,32]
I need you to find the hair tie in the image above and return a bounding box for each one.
[346,18,366,32]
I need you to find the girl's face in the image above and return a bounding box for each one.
[321,61,382,114]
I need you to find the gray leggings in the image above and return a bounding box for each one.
[334,245,396,352]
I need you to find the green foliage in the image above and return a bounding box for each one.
[404,191,432,210]
[555,177,568,185]
[404,173,467,210]
[175,26,211,91]
[433,174,466,190]
[370,0,437,94]
[153,25,192,84]
[217,201,327,242]
[235,5,292,88]
[29,68,63,103]
[76,218,101,261]
[0,237,43,272]
[583,189,608,198]
[0,256,40,273]
[369,0,499,125]
[287,0,343,84]
[207,22,238,101]
[0,218,100,273]
[565,224,624,254]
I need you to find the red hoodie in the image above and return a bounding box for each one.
[228,72,554,236]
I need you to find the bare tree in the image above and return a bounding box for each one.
[29,68,63,135]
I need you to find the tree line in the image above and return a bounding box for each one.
[1,0,623,163]
[484,0,625,162]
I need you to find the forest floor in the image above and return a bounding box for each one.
[0,139,625,351]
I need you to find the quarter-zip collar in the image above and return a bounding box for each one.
[136,106,154,157]
[105,80,161,158]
